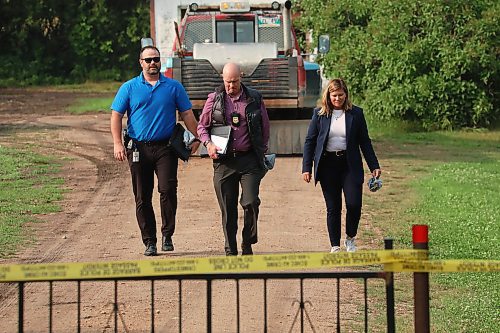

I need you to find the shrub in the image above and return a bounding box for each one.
[296,0,499,130]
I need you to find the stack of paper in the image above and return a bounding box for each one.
[210,125,232,154]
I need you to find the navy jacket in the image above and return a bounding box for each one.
[302,105,380,185]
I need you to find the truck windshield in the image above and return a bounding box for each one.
[216,20,254,43]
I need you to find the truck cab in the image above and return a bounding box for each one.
[149,0,326,153]
[164,1,318,120]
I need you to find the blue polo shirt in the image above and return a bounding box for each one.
[111,73,192,142]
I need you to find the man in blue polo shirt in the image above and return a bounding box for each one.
[110,45,200,256]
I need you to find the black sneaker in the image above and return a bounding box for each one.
[241,244,253,255]
[162,236,174,251]
[144,243,157,256]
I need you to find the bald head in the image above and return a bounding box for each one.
[223,63,241,77]
[222,63,242,97]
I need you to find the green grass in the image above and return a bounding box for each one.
[66,97,114,114]
[50,81,121,93]
[0,145,63,257]
[362,119,500,332]
[59,81,116,114]
[410,162,499,332]
[25,81,117,114]
[17,81,121,93]
[415,163,499,260]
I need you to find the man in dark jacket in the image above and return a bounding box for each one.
[197,63,270,256]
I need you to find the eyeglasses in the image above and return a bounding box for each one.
[141,57,160,63]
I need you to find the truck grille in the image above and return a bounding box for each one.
[179,58,297,101]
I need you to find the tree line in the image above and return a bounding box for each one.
[296,0,499,129]
[0,0,498,129]
[0,0,150,85]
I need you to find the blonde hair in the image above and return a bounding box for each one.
[318,78,353,116]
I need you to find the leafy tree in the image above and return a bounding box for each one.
[0,0,150,85]
[69,0,150,81]
[296,0,499,129]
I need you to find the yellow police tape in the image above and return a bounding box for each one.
[0,250,498,282]
[385,259,500,273]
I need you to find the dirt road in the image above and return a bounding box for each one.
[0,89,385,332]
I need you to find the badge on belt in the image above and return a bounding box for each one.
[231,112,240,127]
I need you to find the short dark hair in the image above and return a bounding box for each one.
[139,46,160,59]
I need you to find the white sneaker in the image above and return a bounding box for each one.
[344,237,356,252]
[330,246,341,253]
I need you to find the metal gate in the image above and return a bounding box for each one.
[3,241,399,333]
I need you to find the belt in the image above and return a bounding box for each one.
[225,150,251,158]
[323,150,346,157]
[134,139,170,146]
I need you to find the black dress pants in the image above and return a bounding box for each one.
[128,142,178,246]
[213,152,266,255]
[318,153,363,247]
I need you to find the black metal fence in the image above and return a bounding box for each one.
[6,240,397,333]
[11,271,394,333]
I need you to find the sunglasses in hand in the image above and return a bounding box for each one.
[141,57,161,63]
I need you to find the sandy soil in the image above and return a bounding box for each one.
[0,88,386,332]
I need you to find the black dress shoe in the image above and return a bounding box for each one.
[225,247,238,256]
[162,236,174,251]
[144,243,157,256]
[241,244,253,255]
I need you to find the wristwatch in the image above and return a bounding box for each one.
[203,140,211,147]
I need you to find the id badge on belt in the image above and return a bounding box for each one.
[132,149,139,163]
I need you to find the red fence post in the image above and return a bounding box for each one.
[413,224,430,333]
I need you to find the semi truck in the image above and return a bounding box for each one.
[149,0,328,154]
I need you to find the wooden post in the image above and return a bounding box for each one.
[413,225,430,333]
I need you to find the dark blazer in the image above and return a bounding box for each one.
[302,105,380,185]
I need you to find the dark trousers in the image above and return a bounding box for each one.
[213,152,266,255]
[128,142,178,246]
[318,153,362,247]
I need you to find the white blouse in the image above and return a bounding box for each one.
[325,109,347,151]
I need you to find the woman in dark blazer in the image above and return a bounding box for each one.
[302,78,381,252]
